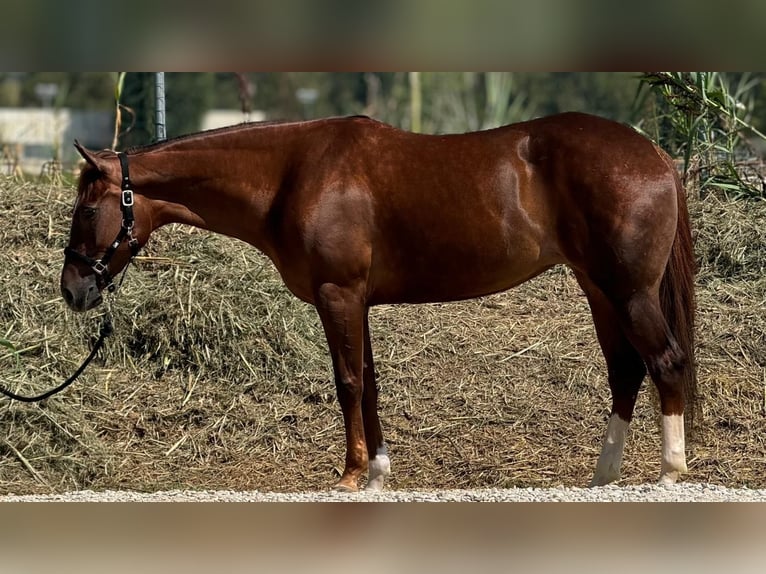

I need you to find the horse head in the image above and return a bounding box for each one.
[60,142,149,312]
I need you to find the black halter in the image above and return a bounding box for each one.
[64,152,140,293]
[0,153,139,403]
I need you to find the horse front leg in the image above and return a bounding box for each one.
[362,312,390,491]
[315,282,368,492]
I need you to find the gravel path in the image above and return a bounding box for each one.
[1,483,764,502]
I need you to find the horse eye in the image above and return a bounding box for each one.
[81,206,98,219]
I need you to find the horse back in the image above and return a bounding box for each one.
[277,114,677,305]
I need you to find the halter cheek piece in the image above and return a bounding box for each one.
[64,152,141,293]
[0,153,138,402]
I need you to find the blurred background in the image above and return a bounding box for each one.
[2,72,765,192]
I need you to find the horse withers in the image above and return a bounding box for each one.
[61,112,696,491]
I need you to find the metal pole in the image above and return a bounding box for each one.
[154,72,166,141]
[409,72,422,133]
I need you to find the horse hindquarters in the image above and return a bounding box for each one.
[576,273,647,486]
[578,171,695,486]
[583,283,690,485]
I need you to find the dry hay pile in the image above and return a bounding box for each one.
[0,178,764,494]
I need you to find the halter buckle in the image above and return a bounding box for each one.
[92,260,108,276]
[128,237,140,255]
[122,189,134,207]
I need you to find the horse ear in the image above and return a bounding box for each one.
[73,140,110,173]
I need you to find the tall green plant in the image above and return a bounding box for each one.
[111,72,125,150]
[415,72,534,134]
[637,72,766,199]
[409,72,422,133]
[110,72,138,151]
[480,72,533,129]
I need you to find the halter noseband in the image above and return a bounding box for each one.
[64,152,140,293]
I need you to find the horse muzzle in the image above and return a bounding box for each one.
[61,270,103,312]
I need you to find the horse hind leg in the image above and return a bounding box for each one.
[583,275,689,485]
[579,276,647,486]
[591,339,646,487]
[616,290,689,485]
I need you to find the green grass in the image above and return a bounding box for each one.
[637,72,766,199]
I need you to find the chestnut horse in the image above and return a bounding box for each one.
[61,112,696,491]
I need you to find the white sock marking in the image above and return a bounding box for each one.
[660,414,687,485]
[590,414,629,486]
[366,444,391,491]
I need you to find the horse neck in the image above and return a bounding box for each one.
[130,138,290,254]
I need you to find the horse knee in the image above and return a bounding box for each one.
[335,374,363,403]
[646,342,688,414]
[646,340,686,380]
[617,294,687,414]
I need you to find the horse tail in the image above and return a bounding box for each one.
[659,156,698,436]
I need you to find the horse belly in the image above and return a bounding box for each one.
[370,224,553,304]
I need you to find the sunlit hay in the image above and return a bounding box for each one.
[0,178,765,494]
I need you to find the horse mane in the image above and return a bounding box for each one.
[75,115,377,202]
[123,115,375,155]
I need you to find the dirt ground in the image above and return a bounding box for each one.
[0,181,764,494]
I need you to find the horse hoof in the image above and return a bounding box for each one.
[364,477,386,491]
[332,481,359,493]
[589,473,618,487]
[658,472,680,486]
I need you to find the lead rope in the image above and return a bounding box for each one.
[0,263,134,403]
[0,152,137,403]
[0,317,113,403]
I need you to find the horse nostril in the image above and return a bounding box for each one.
[62,286,75,307]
